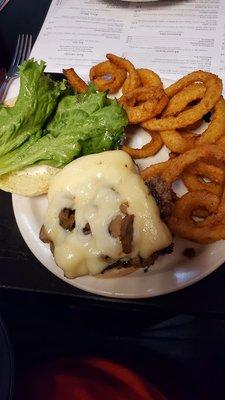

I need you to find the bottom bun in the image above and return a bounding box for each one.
[1,98,60,197]
[0,165,59,197]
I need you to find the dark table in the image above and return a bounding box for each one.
[2,2,225,400]
[1,0,225,321]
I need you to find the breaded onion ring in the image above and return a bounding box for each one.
[141,71,222,130]
[122,68,163,94]
[216,135,225,147]
[182,172,223,196]
[140,145,225,184]
[187,161,225,181]
[167,191,225,244]
[184,119,203,131]
[119,86,168,124]
[197,97,225,145]
[165,70,220,98]
[160,129,196,153]
[140,159,173,181]
[89,61,127,93]
[63,68,87,93]
[160,97,225,153]
[182,168,223,196]
[162,145,225,186]
[163,82,206,117]
[122,130,163,159]
[106,53,141,93]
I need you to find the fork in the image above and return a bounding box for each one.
[0,34,32,103]
[0,0,9,12]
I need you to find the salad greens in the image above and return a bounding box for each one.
[0,60,128,175]
[0,60,65,157]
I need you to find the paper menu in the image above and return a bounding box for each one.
[30,0,225,81]
[30,0,130,78]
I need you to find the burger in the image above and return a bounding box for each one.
[40,150,172,278]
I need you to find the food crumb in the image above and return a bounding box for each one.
[182,247,196,258]
[144,267,149,273]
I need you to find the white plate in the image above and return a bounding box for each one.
[11,76,225,299]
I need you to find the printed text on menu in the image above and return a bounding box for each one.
[30,0,225,80]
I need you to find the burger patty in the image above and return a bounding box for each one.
[145,176,176,219]
[101,243,174,274]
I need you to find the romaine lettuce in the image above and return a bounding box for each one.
[0,59,65,157]
[0,63,128,175]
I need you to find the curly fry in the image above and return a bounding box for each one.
[119,86,168,124]
[106,53,141,93]
[186,161,225,181]
[216,135,225,147]
[162,82,206,117]
[122,68,163,94]
[197,97,225,145]
[159,97,225,153]
[161,145,225,192]
[184,119,203,131]
[140,159,173,181]
[140,144,225,184]
[122,130,163,159]
[89,61,127,93]
[160,129,196,153]
[141,71,222,130]
[63,68,87,93]
[167,191,225,244]
[182,173,223,196]
[182,159,225,197]
[165,70,220,98]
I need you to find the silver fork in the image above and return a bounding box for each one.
[0,0,9,12]
[0,34,32,103]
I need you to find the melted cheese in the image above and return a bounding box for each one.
[44,150,172,278]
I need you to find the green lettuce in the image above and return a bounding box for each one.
[0,70,128,175]
[0,59,65,157]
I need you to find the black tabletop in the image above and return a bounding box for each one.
[1,0,225,319]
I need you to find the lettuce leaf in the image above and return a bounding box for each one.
[0,89,127,175]
[0,59,65,157]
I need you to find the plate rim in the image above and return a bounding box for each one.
[12,194,225,299]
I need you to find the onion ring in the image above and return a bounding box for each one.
[184,119,203,131]
[197,97,225,145]
[161,145,225,186]
[162,82,206,117]
[182,172,223,196]
[216,135,225,147]
[186,161,225,181]
[159,97,225,153]
[89,61,127,93]
[160,129,196,153]
[63,68,87,93]
[140,159,173,181]
[165,70,220,98]
[122,68,163,94]
[141,71,222,131]
[119,86,169,124]
[122,129,163,159]
[192,208,210,218]
[167,191,225,244]
[106,53,142,93]
[140,144,225,184]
